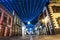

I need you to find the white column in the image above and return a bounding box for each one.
[22,23,26,39]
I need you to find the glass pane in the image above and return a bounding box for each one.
[8,17,11,25]
[17,18,19,24]
[52,6,60,13]
[19,20,20,25]
[2,13,7,27]
[57,18,60,27]
[44,10,47,17]
[14,16,16,24]
[58,20,60,25]
[57,17,60,27]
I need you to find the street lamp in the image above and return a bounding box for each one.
[42,16,49,24]
[44,16,49,24]
[27,21,30,24]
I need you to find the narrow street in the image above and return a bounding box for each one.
[0,0,60,40]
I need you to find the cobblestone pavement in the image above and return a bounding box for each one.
[0,34,60,40]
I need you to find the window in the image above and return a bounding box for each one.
[14,16,17,24]
[17,18,19,24]
[44,10,47,17]
[2,13,7,27]
[0,10,2,18]
[8,17,11,25]
[52,6,60,13]
[57,17,60,27]
[19,20,20,25]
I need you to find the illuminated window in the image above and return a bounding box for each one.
[57,17,60,27]
[52,6,60,13]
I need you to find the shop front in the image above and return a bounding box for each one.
[0,5,13,37]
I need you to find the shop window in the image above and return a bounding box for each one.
[57,17,60,27]
[52,6,60,13]
[8,17,11,25]
[2,13,7,27]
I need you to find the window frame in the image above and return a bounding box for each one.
[52,6,60,13]
[0,9,2,19]
[2,13,8,27]
[8,16,11,25]
[57,17,60,27]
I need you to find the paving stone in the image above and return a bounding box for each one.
[0,34,60,40]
